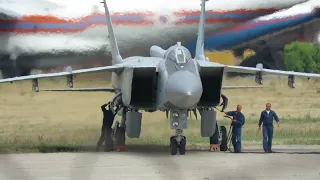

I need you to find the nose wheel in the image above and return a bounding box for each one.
[170,129,186,155]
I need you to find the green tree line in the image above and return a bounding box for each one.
[284,42,320,73]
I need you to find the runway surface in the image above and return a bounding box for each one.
[1,145,320,180]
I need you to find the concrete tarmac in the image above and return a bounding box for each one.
[1,145,320,180]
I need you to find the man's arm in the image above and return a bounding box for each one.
[273,110,280,127]
[273,111,279,123]
[225,111,235,116]
[258,112,263,127]
[101,104,108,112]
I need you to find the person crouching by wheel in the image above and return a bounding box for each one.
[224,105,245,153]
[96,102,119,152]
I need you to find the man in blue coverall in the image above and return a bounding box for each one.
[258,103,280,153]
[225,105,245,153]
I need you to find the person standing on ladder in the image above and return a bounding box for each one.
[224,105,245,153]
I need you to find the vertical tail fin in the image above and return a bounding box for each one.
[194,0,208,61]
[101,0,123,65]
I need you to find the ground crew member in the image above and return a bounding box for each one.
[225,105,245,153]
[258,103,279,153]
[96,102,119,152]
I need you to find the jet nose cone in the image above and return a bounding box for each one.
[165,70,203,108]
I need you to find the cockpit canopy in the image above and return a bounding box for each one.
[164,42,198,76]
[165,43,192,65]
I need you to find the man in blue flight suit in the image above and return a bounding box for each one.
[258,103,280,153]
[225,105,245,153]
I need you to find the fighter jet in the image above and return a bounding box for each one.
[1,0,320,155]
[0,0,308,78]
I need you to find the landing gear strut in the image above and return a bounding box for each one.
[111,105,127,152]
[112,120,126,152]
[170,129,186,155]
[108,93,127,152]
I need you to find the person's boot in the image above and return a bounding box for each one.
[104,127,114,152]
[95,135,104,152]
[268,149,274,153]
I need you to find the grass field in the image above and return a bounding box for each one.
[0,73,320,153]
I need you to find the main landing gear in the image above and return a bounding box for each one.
[170,129,186,155]
[108,93,127,152]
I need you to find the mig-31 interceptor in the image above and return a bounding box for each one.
[1,0,320,155]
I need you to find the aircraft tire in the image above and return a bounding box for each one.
[170,136,178,155]
[209,123,219,144]
[219,126,228,151]
[178,136,186,155]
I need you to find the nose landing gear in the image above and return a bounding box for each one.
[170,129,186,155]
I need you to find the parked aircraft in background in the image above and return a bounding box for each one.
[186,0,320,70]
[0,0,309,78]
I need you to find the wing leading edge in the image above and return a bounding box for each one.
[224,64,320,78]
[40,87,116,92]
[0,64,125,92]
[197,60,320,78]
[0,64,124,83]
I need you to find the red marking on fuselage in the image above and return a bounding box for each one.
[215,13,310,34]
[0,8,283,34]
[0,9,279,24]
[173,8,279,16]
[0,12,155,24]
[174,18,250,25]
[0,20,154,33]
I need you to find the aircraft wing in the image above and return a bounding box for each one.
[185,0,320,55]
[223,64,320,78]
[39,87,116,92]
[0,64,124,83]
[198,60,320,88]
[0,57,160,92]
